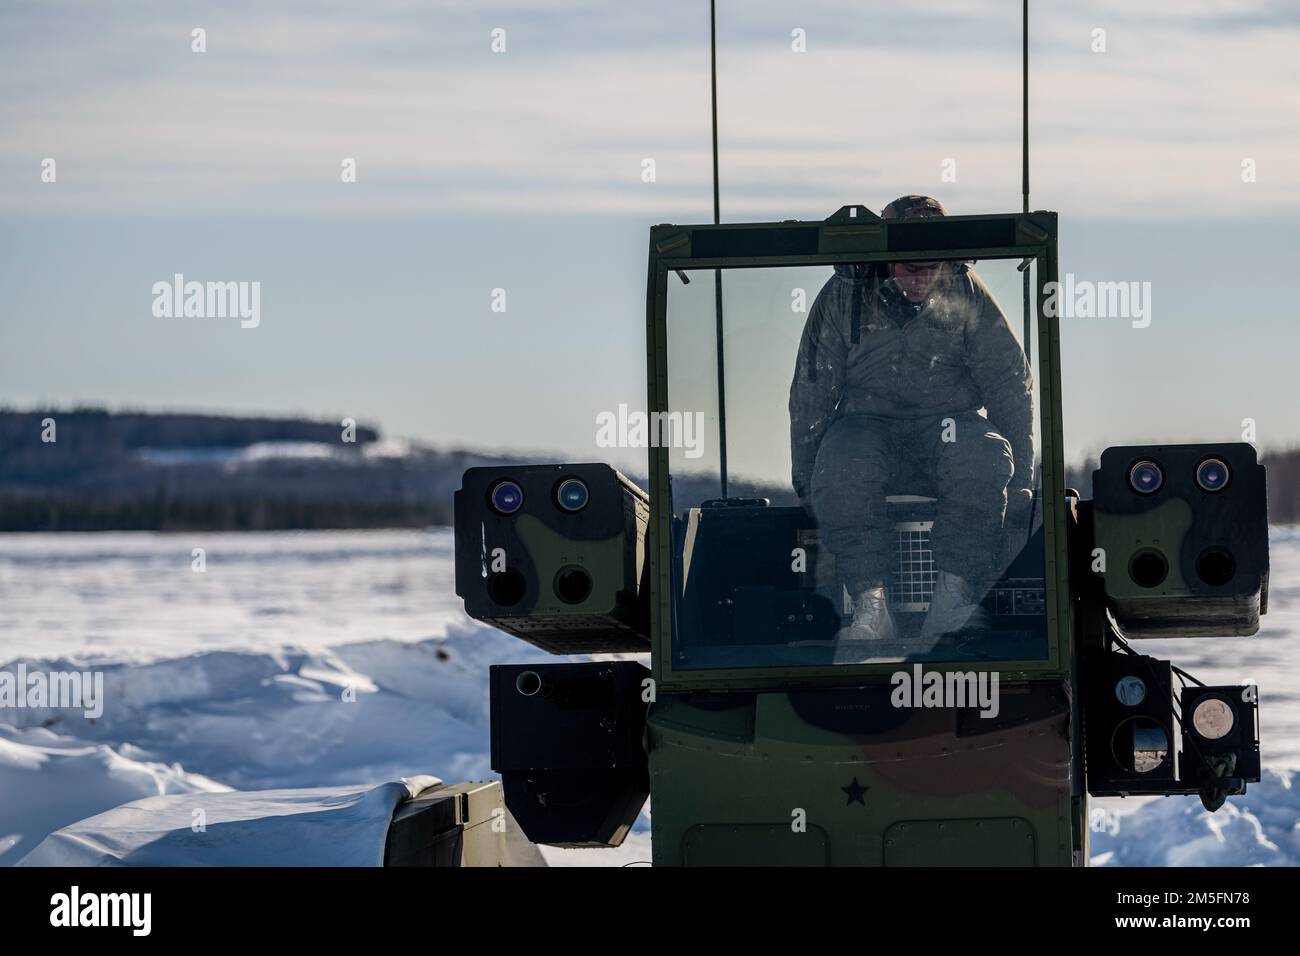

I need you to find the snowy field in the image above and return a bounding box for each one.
[1,527,1296,867]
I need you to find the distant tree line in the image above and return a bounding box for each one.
[0,409,475,531]
[1,409,1297,530]
[0,407,379,485]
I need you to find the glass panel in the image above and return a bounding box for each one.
[665,257,1049,668]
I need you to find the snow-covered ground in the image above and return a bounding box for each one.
[1,527,1295,867]
[0,530,650,866]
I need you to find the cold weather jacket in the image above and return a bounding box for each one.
[788,262,1034,498]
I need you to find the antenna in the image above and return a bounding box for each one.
[1021,0,1033,363]
[711,0,722,227]
[1022,0,1030,216]
[710,0,729,498]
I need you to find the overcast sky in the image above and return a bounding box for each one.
[2,0,1298,472]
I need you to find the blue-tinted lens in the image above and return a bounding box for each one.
[490,481,524,514]
[1196,459,1230,492]
[1129,460,1163,494]
[556,478,589,512]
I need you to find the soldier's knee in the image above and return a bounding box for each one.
[811,465,881,520]
[812,430,891,492]
[939,430,1012,479]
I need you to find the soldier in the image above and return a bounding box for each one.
[789,195,1034,644]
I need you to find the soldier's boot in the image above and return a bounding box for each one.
[919,571,991,641]
[832,586,897,663]
[837,585,897,642]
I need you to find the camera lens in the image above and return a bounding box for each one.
[1196,547,1236,587]
[555,478,589,513]
[487,569,527,606]
[554,566,593,605]
[1129,549,1169,589]
[515,671,542,697]
[1196,458,1230,493]
[489,480,524,515]
[1128,460,1164,495]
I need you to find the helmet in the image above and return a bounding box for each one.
[881,195,947,220]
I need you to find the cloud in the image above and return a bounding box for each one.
[1,0,1296,218]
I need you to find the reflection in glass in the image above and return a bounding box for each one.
[666,258,1050,668]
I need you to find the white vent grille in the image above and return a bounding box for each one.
[891,520,935,612]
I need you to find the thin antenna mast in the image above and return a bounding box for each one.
[710,0,729,498]
[1021,0,1033,363]
[1022,0,1030,216]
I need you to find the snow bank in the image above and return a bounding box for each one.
[0,724,226,865]
[1090,770,1300,866]
[0,617,647,866]
[17,777,439,867]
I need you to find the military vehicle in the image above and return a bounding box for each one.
[434,205,1268,867]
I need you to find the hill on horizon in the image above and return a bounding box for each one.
[1,408,1297,530]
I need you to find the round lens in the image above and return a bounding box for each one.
[1196,458,1230,493]
[487,569,527,606]
[515,671,542,697]
[1129,549,1169,589]
[1111,717,1169,774]
[553,566,593,605]
[489,480,524,515]
[1196,546,1236,587]
[1115,676,1147,707]
[555,478,589,513]
[1128,460,1164,495]
[1192,697,1235,740]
